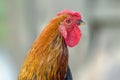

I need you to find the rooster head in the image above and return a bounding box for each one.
[57,9,84,47]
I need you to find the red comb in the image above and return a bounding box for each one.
[57,9,81,20]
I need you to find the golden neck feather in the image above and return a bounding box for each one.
[18,14,69,80]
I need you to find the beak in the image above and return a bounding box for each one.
[77,20,85,26]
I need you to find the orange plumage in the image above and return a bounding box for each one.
[18,10,83,80]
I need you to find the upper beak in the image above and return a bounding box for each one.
[77,20,85,26]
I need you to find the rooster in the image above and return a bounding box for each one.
[18,10,84,80]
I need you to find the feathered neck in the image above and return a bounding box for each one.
[18,14,69,80]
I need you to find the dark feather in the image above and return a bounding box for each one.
[64,67,73,80]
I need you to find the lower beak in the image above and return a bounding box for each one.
[78,20,85,26]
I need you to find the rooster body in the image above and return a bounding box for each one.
[18,10,83,80]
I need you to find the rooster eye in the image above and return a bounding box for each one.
[65,19,71,24]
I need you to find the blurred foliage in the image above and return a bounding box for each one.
[0,0,8,42]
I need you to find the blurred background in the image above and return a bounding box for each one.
[0,0,120,80]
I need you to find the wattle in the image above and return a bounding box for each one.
[65,26,81,47]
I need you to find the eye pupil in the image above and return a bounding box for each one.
[66,19,71,23]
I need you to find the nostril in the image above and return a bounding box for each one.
[77,20,81,25]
